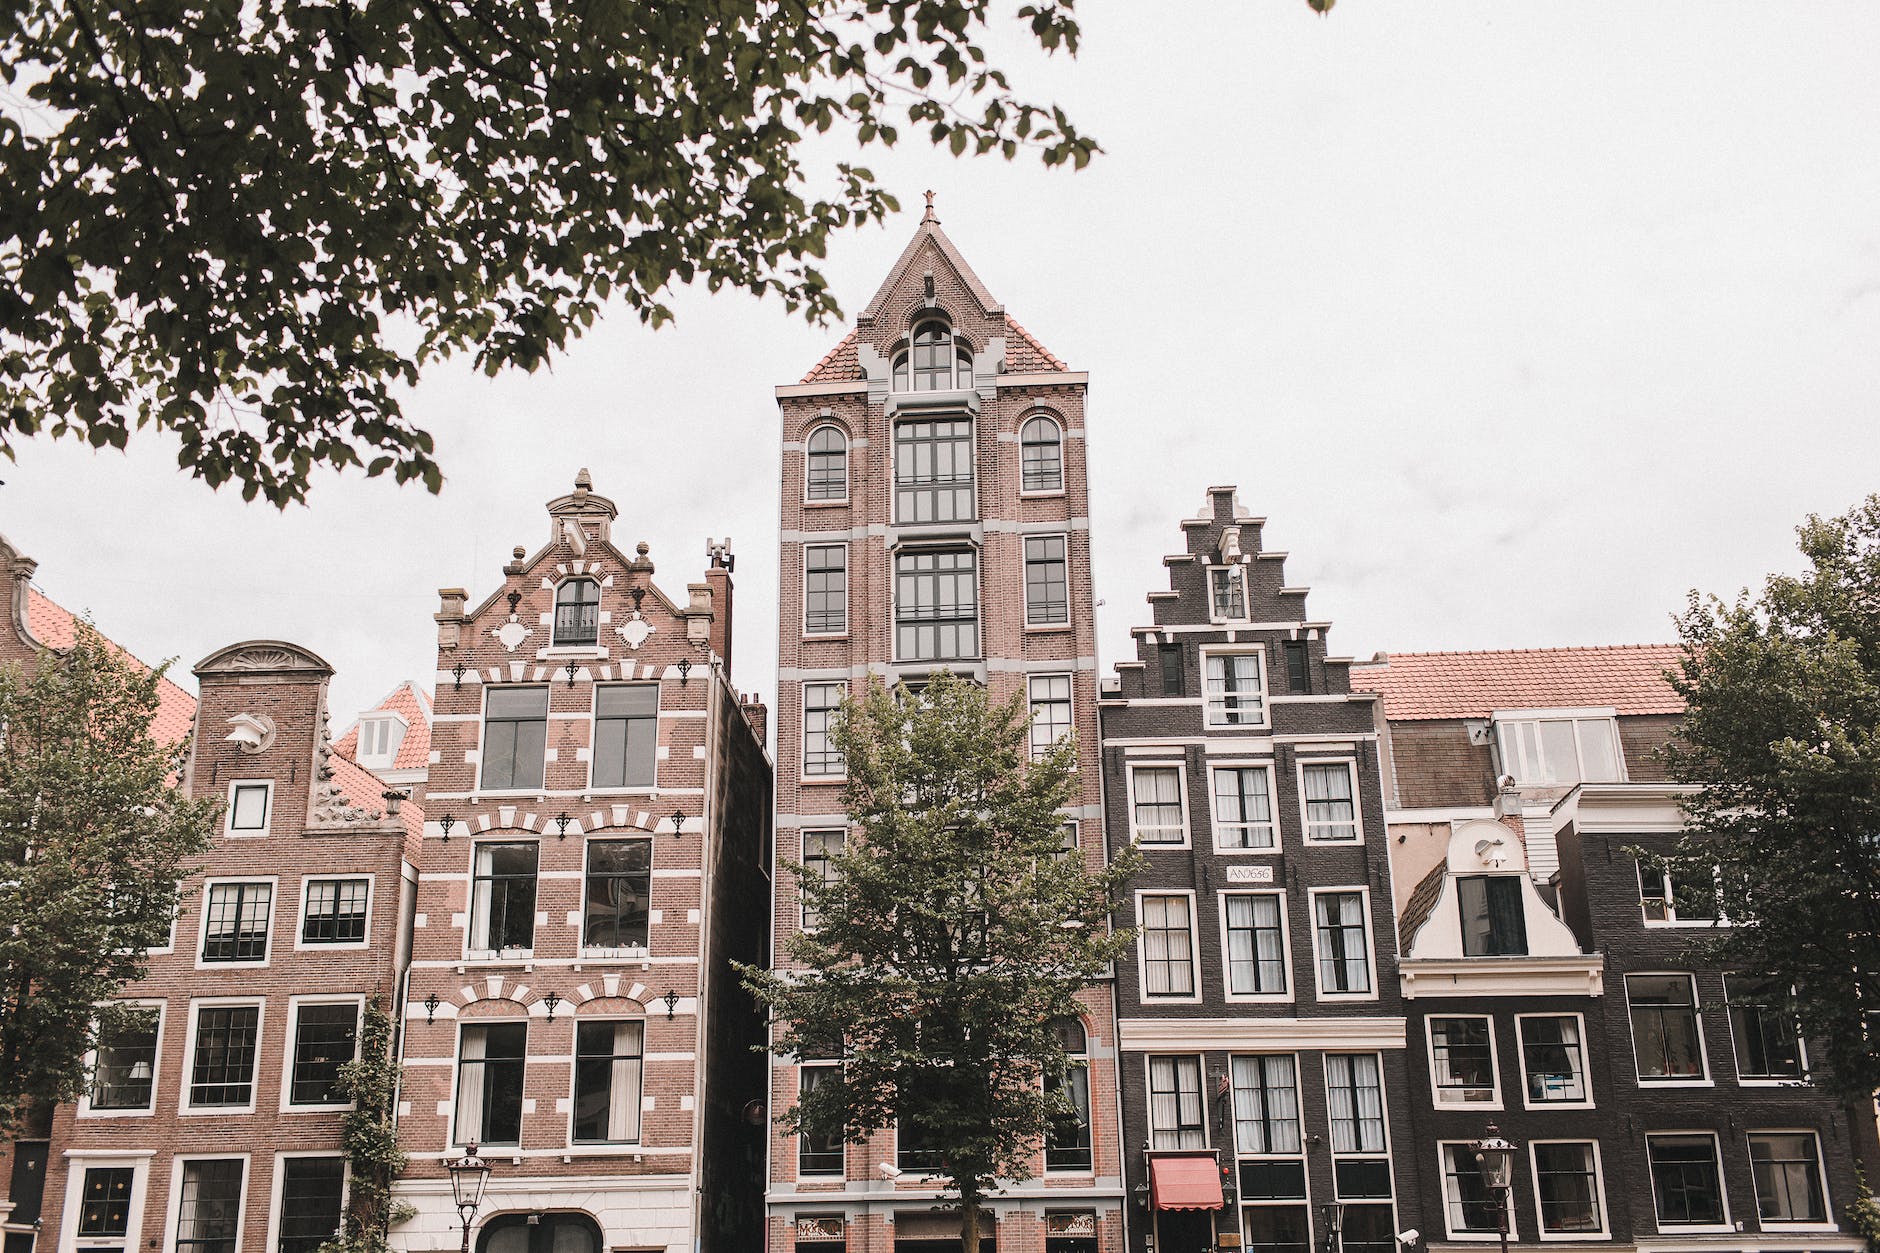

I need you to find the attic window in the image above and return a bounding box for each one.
[892,319,971,392]
[1494,711,1623,786]
[555,577,601,646]
[357,715,407,769]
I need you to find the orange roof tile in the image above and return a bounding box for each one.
[332,680,433,771]
[1349,644,1686,721]
[796,315,1069,384]
[329,751,426,847]
[24,587,198,744]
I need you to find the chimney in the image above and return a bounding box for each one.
[739,692,768,747]
[435,588,468,649]
[704,539,736,674]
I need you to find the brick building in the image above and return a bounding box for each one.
[395,473,771,1253]
[768,204,1120,1252]
[1098,489,1415,1253]
[1352,647,1877,1253]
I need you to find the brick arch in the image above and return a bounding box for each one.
[458,996,531,1019]
[573,995,645,1016]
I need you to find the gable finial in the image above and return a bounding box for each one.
[922,189,937,222]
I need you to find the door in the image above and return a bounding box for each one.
[1154,1210,1216,1253]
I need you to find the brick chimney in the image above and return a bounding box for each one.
[704,538,736,674]
[739,691,768,747]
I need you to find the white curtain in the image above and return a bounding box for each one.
[608,1023,643,1142]
[456,1027,486,1144]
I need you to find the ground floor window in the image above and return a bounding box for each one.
[1243,1205,1310,1253]
[477,1213,599,1253]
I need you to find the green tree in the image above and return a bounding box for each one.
[0,621,217,1131]
[740,672,1139,1250]
[321,999,413,1253]
[1666,494,1880,1097]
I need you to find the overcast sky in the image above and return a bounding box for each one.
[7,1,1878,738]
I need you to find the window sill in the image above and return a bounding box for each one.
[180,1103,258,1117]
[1024,622,1074,634]
[1735,1077,1811,1087]
[1535,1230,1610,1242]
[803,499,851,509]
[543,645,607,658]
[803,633,851,642]
[1434,1099,1504,1112]
[1635,1077,1713,1088]
[801,775,849,785]
[1019,489,1068,500]
[76,1107,156,1119]
[461,953,536,969]
[1133,837,1192,850]
[1213,845,1281,856]
[1520,1099,1595,1112]
[579,947,651,962]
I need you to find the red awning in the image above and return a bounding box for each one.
[1149,1154,1224,1210]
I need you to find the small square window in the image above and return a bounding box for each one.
[1210,567,1248,620]
[228,783,269,833]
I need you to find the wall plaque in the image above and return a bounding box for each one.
[1225,864,1275,883]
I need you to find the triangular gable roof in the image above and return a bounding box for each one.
[24,587,198,745]
[1349,644,1685,721]
[859,206,1002,324]
[332,679,433,772]
[797,313,1069,383]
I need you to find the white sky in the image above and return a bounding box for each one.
[7,1,1878,737]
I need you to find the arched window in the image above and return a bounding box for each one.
[554,578,600,646]
[1020,415,1063,493]
[893,319,967,392]
[805,425,848,501]
[1046,1016,1092,1171]
[478,1213,600,1253]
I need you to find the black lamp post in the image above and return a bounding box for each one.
[1470,1123,1516,1253]
[447,1144,492,1253]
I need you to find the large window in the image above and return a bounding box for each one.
[1532,1142,1605,1235]
[1517,1014,1589,1105]
[1139,894,1196,998]
[895,549,978,659]
[894,320,971,392]
[1020,416,1064,493]
[1313,891,1372,995]
[1210,566,1248,620]
[187,1004,260,1108]
[1647,1134,1725,1227]
[1213,766,1276,850]
[288,1002,359,1106]
[1457,876,1527,956]
[1223,893,1287,997]
[76,1166,134,1244]
[481,687,548,791]
[1728,978,1806,1080]
[174,1160,243,1253]
[1147,1055,1205,1149]
[1204,652,1264,726]
[1129,765,1187,844]
[804,545,848,635]
[300,878,368,945]
[277,1158,345,1253]
[1639,858,1722,924]
[90,1007,159,1110]
[894,419,974,522]
[1325,1054,1386,1154]
[583,839,651,950]
[1495,714,1623,786]
[1428,1016,1497,1106]
[455,1022,526,1146]
[798,1064,843,1176]
[1231,1055,1301,1154]
[1749,1132,1826,1223]
[800,829,844,931]
[805,425,848,501]
[553,578,599,646]
[1440,1144,1504,1235]
[572,1020,644,1144]
[1024,535,1069,626]
[1028,675,1073,761]
[470,842,538,953]
[1045,1018,1092,1171]
[201,881,272,963]
[1627,973,1706,1081]
[803,683,847,777]
[1300,761,1358,842]
[591,684,658,790]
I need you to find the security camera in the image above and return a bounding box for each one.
[1397,1231,1420,1247]
[878,1162,903,1180]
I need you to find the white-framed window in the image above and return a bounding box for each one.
[1028,674,1073,761]
[804,544,849,636]
[270,1153,348,1253]
[1324,1053,1389,1155]
[1202,649,1266,727]
[1637,857,1723,926]
[1439,1141,1512,1240]
[1494,710,1625,786]
[590,683,659,790]
[469,841,538,955]
[1128,763,1188,845]
[1019,414,1064,494]
[225,780,272,836]
[805,423,850,503]
[1627,973,1708,1083]
[1530,1141,1608,1238]
[1726,976,1808,1082]
[571,1019,645,1145]
[799,829,845,932]
[582,837,652,953]
[62,1154,149,1253]
[170,1156,248,1253]
[197,878,276,967]
[1147,1054,1206,1149]
[552,576,601,647]
[1748,1131,1829,1225]
[81,1002,164,1116]
[181,999,264,1113]
[894,547,979,659]
[479,686,548,792]
[454,1020,527,1147]
[1298,758,1360,843]
[283,996,361,1110]
[297,875,371,949]
[1209,565,1249,621]
[1310,888,1374,998]
[1515,1013,1591,1108]
[1211,763,1277,850]
[1137,892,1198,1001]
[1457,875,1528,955]
[1221,892,1289,1000]
[893,418,975,523]
[1428,1015,1500,1108]
[355,713,407,769]
[1231,1053,1302,1154]
[1024,534,1070,626]
[892,318,973,392]
[1646,1132,1729,1230]
[803,682,847,778]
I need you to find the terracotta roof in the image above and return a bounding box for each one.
[796,315,1069,384]
[1002,315,1067,372]
[332,679,433,771]
[800,329,861,382]
[328,751,425,847]
[24,587,198,744]
[1349,645,1685,721]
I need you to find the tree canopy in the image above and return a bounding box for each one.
[1,0,1103,504]
[740,672,1138,1248]
[1666,495,1880,1098]
[0,622,217,1131]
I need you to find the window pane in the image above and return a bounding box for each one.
[1457,877,1528,956]
[1729,979,1805,1079]
[805,546,848,634]
[1225,894,1286,995]
[1750,1133,1825,1222]
[1649,1135,1724,1226]
[806,427,848,500]
[1158,642,1185,696]
[91,1009,160,1109]
[1205,653,1264,726]
[1301,763,1357,841]
[1577,719,1621,781]
[456,1022,527,1146]
[1131,767,1185,843]
[582,840,651,949]
[77,1168,134,1238]
[1325,1054,1385,1154]
[1141,896,1195,997]
[1535,1143,1602,1233]
[202,882,272,962]
[1210,568,1247,619]
[301,878,369,944]
[1315,893,1370,993]
[229,784,268,831]
[290,1004,358,1105]
[1539,720,1580,783]
[803,683,847,776]
[189,1006,259,1106]
[1627,975,1704,1079]
[1430,1018,1496,1103]
[895,549,978,659]
[572,1021,643,1143]
[482,688,548,790]
[1024,535,1069,625]
[176,1160,243,1253]
[1214,768,1275,849]
[277,1158,346,1253]
[592,685,658,790]
[472,843,538,951]
[1020,417,1063,492]
[1520,1016,1587,1103]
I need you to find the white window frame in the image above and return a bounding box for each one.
[1199,646,1269,729]
[293,874,374,952]
[1308,886,1377,1003]
[803,422,851,505]
[1637,858,1727,928]
[355,712,408,770]
[566,1016,647,1149]
[1127,761,1190,847]
[224,779,272,837]
[1144,1053,1210,1150]
[1027,673,1075,762]
[1018,413,1066,497]
[802,542,850,638]
[587,681,662,793]
[1228,1051,1306,1165]
[1492,707,1627,787]
[1135,889,1202,1005]
[194,876,279,970]
[1645,1131,1732,1233]
[1528,1139,1609,1240]
[801,682,848,781]
[77,999,167,1119]
[1322,1051,1393,1159]
[476,684,550,796]
[1022,532,1072,629]
[465,839,540,960]
[1207,564,1250,623]
[1438,1140,1517,1242]
[1724,975,1810,1086]
[263,1152,350,1253]
[58,1151,152,1253]
[449,1017,530,1149]
[1296,756,1362,844]
[1514,1012,1594,1111]
[1218,890,1292,1004]
[1426,1014,1502,1111]
[281,994,364,1113]
[1625,971,1712,1087]
[163,1154,251,1253]
[1745,1128,1835,1229]
[798,828,846,933]
[180,998,265,1116]
[1209,760,1280,853]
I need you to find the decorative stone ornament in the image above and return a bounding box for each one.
[223,712,277,754]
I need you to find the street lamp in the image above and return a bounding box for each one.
[1470,1123,1516,1253]
[447,1144,492,1253]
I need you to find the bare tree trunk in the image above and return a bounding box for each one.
[959,1192,979,1253]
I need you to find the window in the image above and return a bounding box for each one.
[356,714,406,768]
[1028,675,1073,761]
[1495,713,1623,785]
[1204,652,1265,726]
[1749,1132,1826,1223]
[300,878,368,945]
[591,684,658,790]
[1638,858,1721,924]
[1054,821,1080,863]
[803,683,847,777]
[553,577,600,646]
[76,1167,134,1242]
[1457,876,1527,956]
[894,319,968,392]
[1627,974,1706,1081]
[1429,1017,1498,1106]
[1023,534,1070,626]
[1325,1054,1387,1154]
[470,842,538,953]
[804,545,848,635]
[227,781,270,834]
[583,839,651,950]
[1283,640,1310,694]
[895,549,978,659]
[800,829,844,931]
[480,687,548,791]
[1046,1018,1092,1171]
[1532,1142,1605,1235]
[1517,1015,1589,1105]
[1129,765,1187,844]
[1313,891,1372,995]
[1157,642,1185,696]
[1340,1206,1396,1253]
[455,1022,526,1146]
[1139,894,1196,998]
[1243,1207,1310,1253]
[572,1020,644,1144]
[1223,893,1287,997]
[1232,1055,1301,1154]
[90,1007,159,1111]
[188,1004,260,1108]
[1210,566,1248,620]
[897,1108,945,1174]
[1728,978,1806,1080]
[288,1003,359,1106]
[1300,761,1358,842]
[1647,1134,1725,1227]
[277,1158,345,1253]
[805,425,848,501]
[798,1064,843,1176]
[894,419,974,522]
[1441,1144,1504,1235]
[1020,415,1063,492]
[1213,766,1276,849]
[1147,1055,1205,1149]
[175,1160,243,1253]
[201,882,272,963]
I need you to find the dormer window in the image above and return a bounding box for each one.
[357,714,406,769]
[554,578,600,646]
[1494,710,1623,786]
[892,319,972,392]
[1457,875,1528,956]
